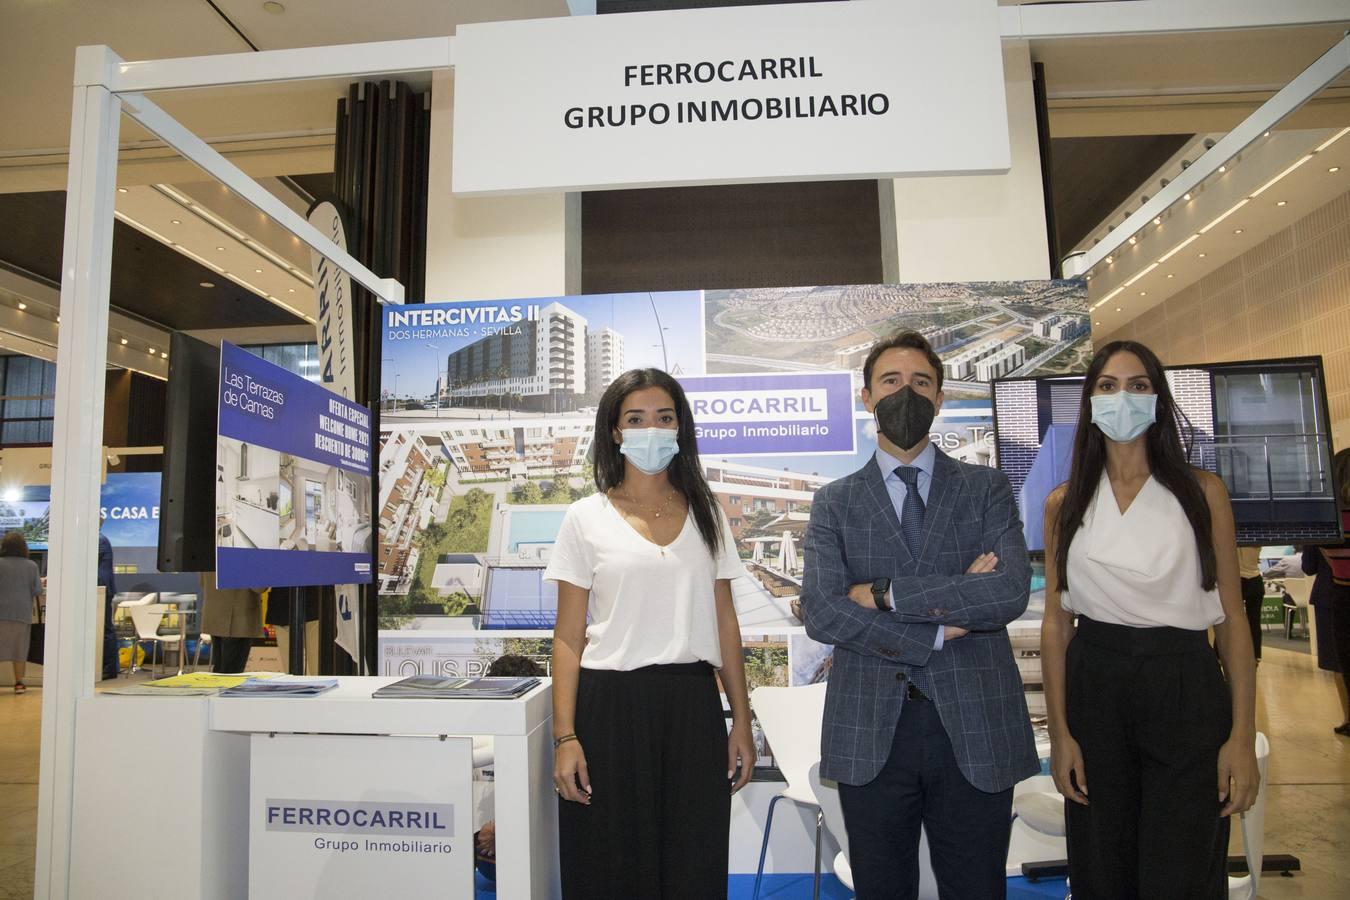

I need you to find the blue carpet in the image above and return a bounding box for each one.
[474,873,1069,898]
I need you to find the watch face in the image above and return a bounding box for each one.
[872,578,890,593]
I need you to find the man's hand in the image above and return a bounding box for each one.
[846,583,876,609]
[967,552,998,574]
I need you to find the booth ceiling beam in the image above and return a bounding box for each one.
[1001,0,1350,40]
[1063,32,1350,285]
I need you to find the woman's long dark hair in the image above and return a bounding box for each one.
[593,368,724,557]
[1053,340,1217,591]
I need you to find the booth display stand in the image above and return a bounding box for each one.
[67,678,557,899]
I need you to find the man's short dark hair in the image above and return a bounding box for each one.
[486,654,544,677]
[862,331,944,392]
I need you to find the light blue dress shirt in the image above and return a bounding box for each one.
[873,442,944,650]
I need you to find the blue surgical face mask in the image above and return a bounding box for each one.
[1090,392,1158,443]
[619,427,680,474]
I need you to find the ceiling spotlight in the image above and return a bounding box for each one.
[1234,229,1243,234]
[56,316,60,323]
[1264,131,1271,138]
[1095,321,1101,326]
[120,338,128,345]
[254,268,263,274]
[1106,255,1114,264]
[17,302,26,310]
[199,281,215,288]
[1166,274,1175,279]
[170,219,181,225]
[117,188,128,194]
[1128,236,1137,245]
[161,352,168,359]
[1153,217,1162,226]
[1115,307,1122,312]
[287,288,296,293]
[1331,167,1341,173]
[1139,291,1147,297]
[1198,252,1207,258]
[1276,200,1287,207]
[1183,192,1192,201]
[1218,165,1227,173]
[216,246,225,251]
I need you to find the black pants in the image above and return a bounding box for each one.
[838,695,1014,900]
[1065,617,1231,899]
[1241,575,1264,660]
[212,637,253,673]
[558,663,730,900]
[102,599,119,679]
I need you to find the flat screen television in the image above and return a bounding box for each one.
[992,356,1342,548]
[157,333,220,572]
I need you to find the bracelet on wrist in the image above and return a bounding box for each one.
[553,733,578,749]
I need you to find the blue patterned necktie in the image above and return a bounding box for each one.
[895,465,925,558]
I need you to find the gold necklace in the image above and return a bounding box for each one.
[616,487,677,519]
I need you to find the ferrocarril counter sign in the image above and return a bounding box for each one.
[452,0,1008,195]
[250,734,473,898]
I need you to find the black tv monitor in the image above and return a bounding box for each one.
[157,333,220,572]
[993,356,1342,548]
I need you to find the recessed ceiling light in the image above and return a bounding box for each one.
[1128,236,1137,245]
[216,246,225,251]
[170,219,181,225]
[1153,217,1162,226]
[199,281,215,288]
[117,188,128,194]
[1198,252,1207,258]
[17,302,26,310]
[1234,228,1243,234]
[149,348,156,355]
[1218,165,1227,173]
[161,352,168,359]
[254,268,263,274]
[1276,200,1287,207]
[1166,274,1174,279]
[1095,321,1101,326]
[288,288,296,293]
[1183,192,1192,201]
[1139,291,1147,297]
[55,316,60,323]
[1115,307,1122,312]
[1106,256,1114,264]
[1331,167,1341,173]
[120,338,128,345]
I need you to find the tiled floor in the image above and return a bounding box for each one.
[0,647,1346,897]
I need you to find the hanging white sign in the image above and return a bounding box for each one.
[452,0,1009,195]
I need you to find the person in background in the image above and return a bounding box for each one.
[1041,340,1258,898]
[268,586,320,675]
[1302,447,1350,736]
[474,654,547,883]
[548,368,754,900]
[0,531,42,694]
[98,512,119,680]
[199,574,264,672]
[1237,545,1264,667]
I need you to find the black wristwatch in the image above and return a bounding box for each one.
[871,577,892,611]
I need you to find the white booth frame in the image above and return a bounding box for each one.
[41,2,1350,896]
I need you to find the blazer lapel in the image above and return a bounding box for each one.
[915,449,960,572]
[860,455,913,568]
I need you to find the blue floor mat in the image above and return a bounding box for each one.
[474,873,1069,898]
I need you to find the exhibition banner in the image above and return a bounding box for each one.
[375,281,1087,652]
[249,733,472,898]
[216,342,374,589]
[452,0,1009,194]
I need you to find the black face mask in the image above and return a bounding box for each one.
[874,386,936,451]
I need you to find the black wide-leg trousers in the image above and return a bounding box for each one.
[1065,616,1233,900]
[558,662,730,900]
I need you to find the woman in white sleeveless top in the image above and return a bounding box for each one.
[1041,341,1258,899]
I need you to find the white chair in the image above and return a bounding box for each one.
[191,633,212,672]
[1281,578,1312,639]
[749,683,828,900]
[1227,732,1271,900]
[128,603,182,677]
[1011,732,1271,899]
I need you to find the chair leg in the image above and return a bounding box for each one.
[753,794,784,900]
[812,809,823,900]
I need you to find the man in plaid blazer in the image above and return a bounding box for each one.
[803,331,1038,900]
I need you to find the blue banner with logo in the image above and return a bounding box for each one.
[680,371,856,456]
[216,342,374,589]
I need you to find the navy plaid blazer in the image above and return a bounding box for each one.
[802,449,1039,792]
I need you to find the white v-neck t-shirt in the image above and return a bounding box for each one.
[1063,473,1224,630]
[543,492,745,671]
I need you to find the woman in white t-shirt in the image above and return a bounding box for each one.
[1040,341,1258,898]
[545,368,755,900]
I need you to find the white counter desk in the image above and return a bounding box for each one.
[70,677,558,899]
